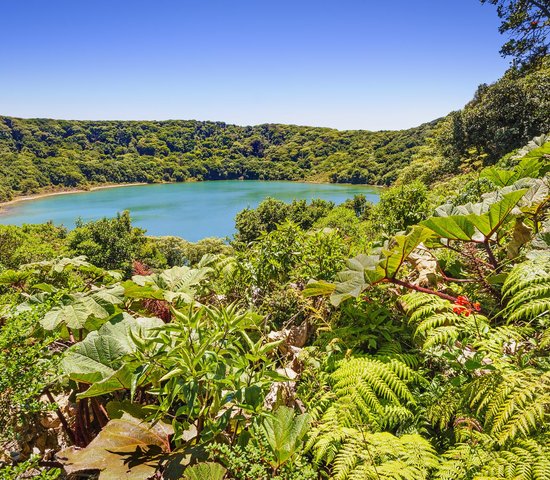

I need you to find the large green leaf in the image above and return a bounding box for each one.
[77,363,135,399]
[58,413,173,480]
[62,334,128,385]
[330,254,382,306]
[41,286,124,331]
[422,215,477,241]
[481,167,517,187]
[61,313,163,397]
[41,297,107,330]
[302,279,337,298]
[379,226,434,279]
[424,190,527,242]
[183,463,227,480]
[468,189,527,238]
[259,406,310,469]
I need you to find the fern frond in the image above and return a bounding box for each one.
[435,443,493,480]
[502,257,550,324]
[467,369,550,446]
[473,325,531,357]
[402,292,489,350]
[474,438,550,480]
[324,431,438,480]
[307,356,423,467]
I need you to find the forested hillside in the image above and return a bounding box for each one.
[0,58,548,204]
[0,116,436,202]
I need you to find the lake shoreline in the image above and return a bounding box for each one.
[0,179,383,214]
[0,183,149,213]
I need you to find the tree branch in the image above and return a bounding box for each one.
[389,278,458,303]
[528,0,550,19]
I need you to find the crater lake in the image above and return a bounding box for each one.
[0,181,381,241]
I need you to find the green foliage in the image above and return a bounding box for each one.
[313,430,438,480]
[256,406,311,472]
[132,304,279,446]
[0,129,549,480]
[67,210,156,273]
[61,313,163,399]
[207,437,316,480]
[502,253,550,323]
[0,116,437,202]
[0,455,61,480]
[183,462,227,480]
[402,292,489,350]
[0,305,58,441]
[467,368,550,446]
[476,438,550,480]
[374,180,430,234]
[235,197,334,243]
[0,223,68,269]
[438,61,550,165]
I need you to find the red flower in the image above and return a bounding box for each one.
[456,296,469,306]
[453,296,482,316]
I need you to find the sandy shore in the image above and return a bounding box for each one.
[0,183,148,213]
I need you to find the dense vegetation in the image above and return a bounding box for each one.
[0,115,437,203]
[1,1,550,476]
[0,134,548,479]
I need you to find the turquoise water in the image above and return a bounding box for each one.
[0,181,381,241]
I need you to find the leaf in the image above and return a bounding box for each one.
[259,406,310,469]
[42,295,111,330]
[92,285,125,306]
[183,462,227,480]
[77,364,136,399]
[62,334,128,384]
[481,167,516,187]
[330,254,382,306]
[41,301,93,330]
[57,413,173,480]
[106,400,149,420]
[122,280,165,300]
[61,313,163,397]
[422,215,477,241]
[379,226,433,279]
[469,189,527,239]
[303,280,337,297]
[520,178,549,213]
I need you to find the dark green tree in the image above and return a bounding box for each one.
[67,211,148,273]
[481,0,550,66]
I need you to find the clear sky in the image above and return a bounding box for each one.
[0,0,510,130]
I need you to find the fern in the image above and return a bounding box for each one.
[435,443,493,480]
[474,438,550,480]
[307,355,428,477]
[330,356,417,429]
[401,292,489,351]
[329,432,438,480]
[502,256,550,324]
[472,325,532,357]
[466,369,550,446]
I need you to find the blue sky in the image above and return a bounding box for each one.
[0,0,509,130]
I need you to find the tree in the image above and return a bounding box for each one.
[374,181,430,234]
[481,0,550,67]
[67,211,149,273]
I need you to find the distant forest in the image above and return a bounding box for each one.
[0,60,548,202]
